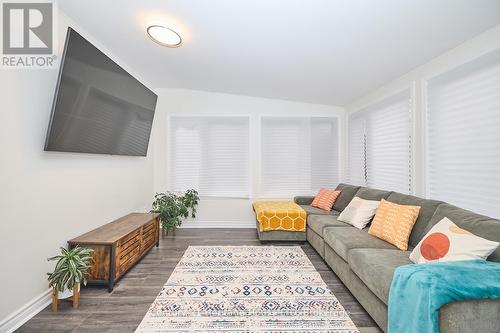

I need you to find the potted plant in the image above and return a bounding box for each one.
[151,189,200,235]
[47,246,93,311]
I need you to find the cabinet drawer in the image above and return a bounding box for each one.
[118,246,141,275]
[118,229,140,248]
[143,232,156,250]
[115,233,141,278]
[142,221,156,248]
[142,221,155,236]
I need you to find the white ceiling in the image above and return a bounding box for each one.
[59,0,500,106]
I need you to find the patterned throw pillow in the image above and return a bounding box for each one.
[409,217,499,263]
[338,197,380,229]
[311,189,341,211]
[368,199,421,250]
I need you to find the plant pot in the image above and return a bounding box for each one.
[57,283,80,299]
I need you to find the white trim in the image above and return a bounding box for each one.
[254,114,263,198]
[422,78,430,199]
[178,220,255,228]
[339,111,347,183]
[410,80,418,196]
[348,85,413,115]
[0,289,51,333]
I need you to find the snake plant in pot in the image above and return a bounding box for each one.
[151,189,200,235]
[47,246,93,300]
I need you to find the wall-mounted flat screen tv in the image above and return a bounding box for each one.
[44,27,157,156]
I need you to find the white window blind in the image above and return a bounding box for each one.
[427,50,500,218]
[260,117,339,196]
[348,115,366,186]
[348,91,412,193]
[169,116,250,197]
[366,92,412,193]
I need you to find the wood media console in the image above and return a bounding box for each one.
[68,213,159,291]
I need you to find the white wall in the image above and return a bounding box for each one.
[346,24,500,197]
[0,10,156,328]
[153,88,345,228]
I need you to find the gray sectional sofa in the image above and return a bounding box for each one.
[294,183,500,333]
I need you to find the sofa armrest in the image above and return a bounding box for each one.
[293,196,315,205]
[440,299,500,333]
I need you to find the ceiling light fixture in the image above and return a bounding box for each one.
[147,25,182,48]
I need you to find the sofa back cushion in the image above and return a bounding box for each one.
[386,192,442,247]
[426,203,500,262]
[355,187,392,201]
[333,183,361,212]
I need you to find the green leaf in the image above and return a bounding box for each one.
[47,246,94,291]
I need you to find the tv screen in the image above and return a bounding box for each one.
[45,27,157,156]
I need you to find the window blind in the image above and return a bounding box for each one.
[169,116,250,197]
[366,92,412,193]
[348,115,366,186]
[427,50,500,218]
[260,117,339,196]
[348,91,412,193]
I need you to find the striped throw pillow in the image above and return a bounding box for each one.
[311,189,341,211]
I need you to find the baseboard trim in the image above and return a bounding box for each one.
[0,288,51,333]
[178,220,255,228]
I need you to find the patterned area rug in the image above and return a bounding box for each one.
[136,246,358,332]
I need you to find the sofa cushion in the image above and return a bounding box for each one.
[323,227,397,261]
[355,187,393,201]
[386,192,442,247]
[307,228,326,258]
[426,203,500,262]
[333,183,361,212]
[300,204,338,216]
[348,248,413,305]
[293,196,315,206]
[307,215,350,236]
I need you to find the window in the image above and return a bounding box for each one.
[169,116,250,197]
[260,117,339,196]
[348,91,412,193]
[426,50,500,218]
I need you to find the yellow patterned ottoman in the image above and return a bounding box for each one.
[252,201,307,241]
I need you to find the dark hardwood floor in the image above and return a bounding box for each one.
[18,228,381,333]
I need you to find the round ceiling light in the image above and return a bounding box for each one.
[147,25,182,48]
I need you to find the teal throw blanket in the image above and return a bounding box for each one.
[388,260,500,333]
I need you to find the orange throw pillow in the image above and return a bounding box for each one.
[311,189,341,211]
[368,199,421,250]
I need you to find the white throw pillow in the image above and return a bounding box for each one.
[409,217,499,264]
[338,197,380,229]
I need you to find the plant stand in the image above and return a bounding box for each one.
[161,225,177,237]
[51,284,80,313]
